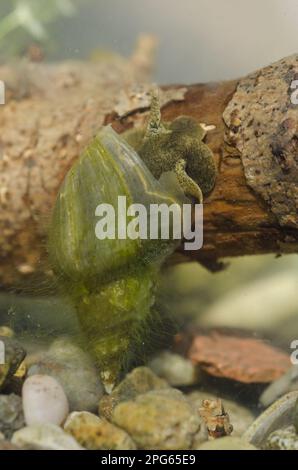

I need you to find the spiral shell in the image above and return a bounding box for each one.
[48,125,186,389]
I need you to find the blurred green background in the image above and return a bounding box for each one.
[1,0,298,83]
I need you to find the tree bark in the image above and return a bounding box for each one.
[0,52,297,286]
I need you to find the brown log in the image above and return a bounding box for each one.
[161,80,298,271]
[0,52,297,286]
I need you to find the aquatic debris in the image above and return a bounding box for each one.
[188,332,290,383]
[198,398,233,439]
[244,391,298,447]
[188,391,254,438]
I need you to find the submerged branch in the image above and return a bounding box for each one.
[0,52,297,286]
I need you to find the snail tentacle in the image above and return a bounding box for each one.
[144,88,169,140]
[174,159,203,204]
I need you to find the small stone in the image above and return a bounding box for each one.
[11,423,84,450]
[111,388,200,450]
[0,327,14,338]
[99,366,169,419]
[0,336,26,391]
[22,375,69,426]
[0,393,24,439]
[64,411,136,450]
[264,425,298,450]
[27,338,103,412]
[260,365,298,407]
[148,351,199,386]
[197,436,257,450]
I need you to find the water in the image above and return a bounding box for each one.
[0,0,298,451]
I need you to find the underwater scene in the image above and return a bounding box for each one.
[0,0,298,459]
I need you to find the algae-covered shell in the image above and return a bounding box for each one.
[48,126,185,285]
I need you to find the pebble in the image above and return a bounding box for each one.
[0,336,26,391]
[11,423,84,450]
[148,351,199,387]
[264,425,298,450]
[199,271,298,334]
[22,375,69,426]
[99,366,169,420]
[111,388,201,450]
[197,436,257,450]
[27,338,103,412]
[260,365,298,407]
[0,393,24,439]
[64,411,136,450]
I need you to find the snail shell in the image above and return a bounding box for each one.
[48,126,186,390]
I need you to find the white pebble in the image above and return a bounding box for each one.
[11,423,84,450]
[149,351,199,386]
[22,375,69,426]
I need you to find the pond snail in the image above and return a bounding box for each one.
[48,89,216,391]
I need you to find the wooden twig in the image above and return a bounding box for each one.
[0,53,297,285]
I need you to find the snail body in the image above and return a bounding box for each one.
[48,92,216,390]
[123,91,217,202]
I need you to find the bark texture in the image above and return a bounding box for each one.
[0,51,298,286]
